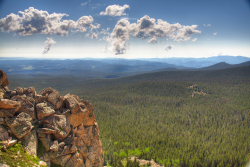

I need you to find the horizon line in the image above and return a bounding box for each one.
[0,55,250,60]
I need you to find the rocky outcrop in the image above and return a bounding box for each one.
[130,157,163,167]
[188,84,208,97]
[0,70,104,167]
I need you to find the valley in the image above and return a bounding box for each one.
[5,59,250,167]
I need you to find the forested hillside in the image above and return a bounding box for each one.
[8,65,250,167]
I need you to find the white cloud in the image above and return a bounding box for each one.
[130,15,201,42]
[148,36,158,44]
[108,18,131,54]
[77,15,100,31]
[43,37,56,54]
[108,15,201,54]
[213,32,218,36]
[100,4,130,16]
[88,32,98,39]
[0,7,99,36]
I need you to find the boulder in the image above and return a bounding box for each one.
[50,140,59,152]
[64,94,80,114]
[41,114,71,140]
[0,99,21,118]
[15,87,24,95]
[0,99,21,110]
[48,144,78,166]
[23,87,36,97]
[0,108,19,118]
[34,94,47,104]
[5,112,33,139]
[40,88,63,110]
[11,95,35,119]
[36,102,55,120]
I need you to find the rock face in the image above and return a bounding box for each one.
[0,70,104,167]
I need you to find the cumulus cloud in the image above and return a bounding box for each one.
[148,36,158,44]
[88,32,98,39]
[108,15,201,54]
[0,7,99,36]
[43,37,56,54]
[100,4,130,16]
[108,18,131,54]
[131,15,201,42]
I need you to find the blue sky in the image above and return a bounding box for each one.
[0,0,250,58]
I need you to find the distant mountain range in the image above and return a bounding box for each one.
[143,55,250,68]
[200,62,233,70]
[8,58,250,93]
[200,60,250,70]
[0,56,249,79]
[0,58,181,78]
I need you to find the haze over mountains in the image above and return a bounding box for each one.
[2,55,250,167]
[1,56,250,79]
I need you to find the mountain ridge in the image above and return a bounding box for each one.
[200,60,250,70]
[1,56,249,79]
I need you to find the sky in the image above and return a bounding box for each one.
[0,0,250,58]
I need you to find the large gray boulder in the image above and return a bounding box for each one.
[0,99,21,117]
[5,112,33,139]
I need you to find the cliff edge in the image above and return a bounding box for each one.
[0,70,104,167]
